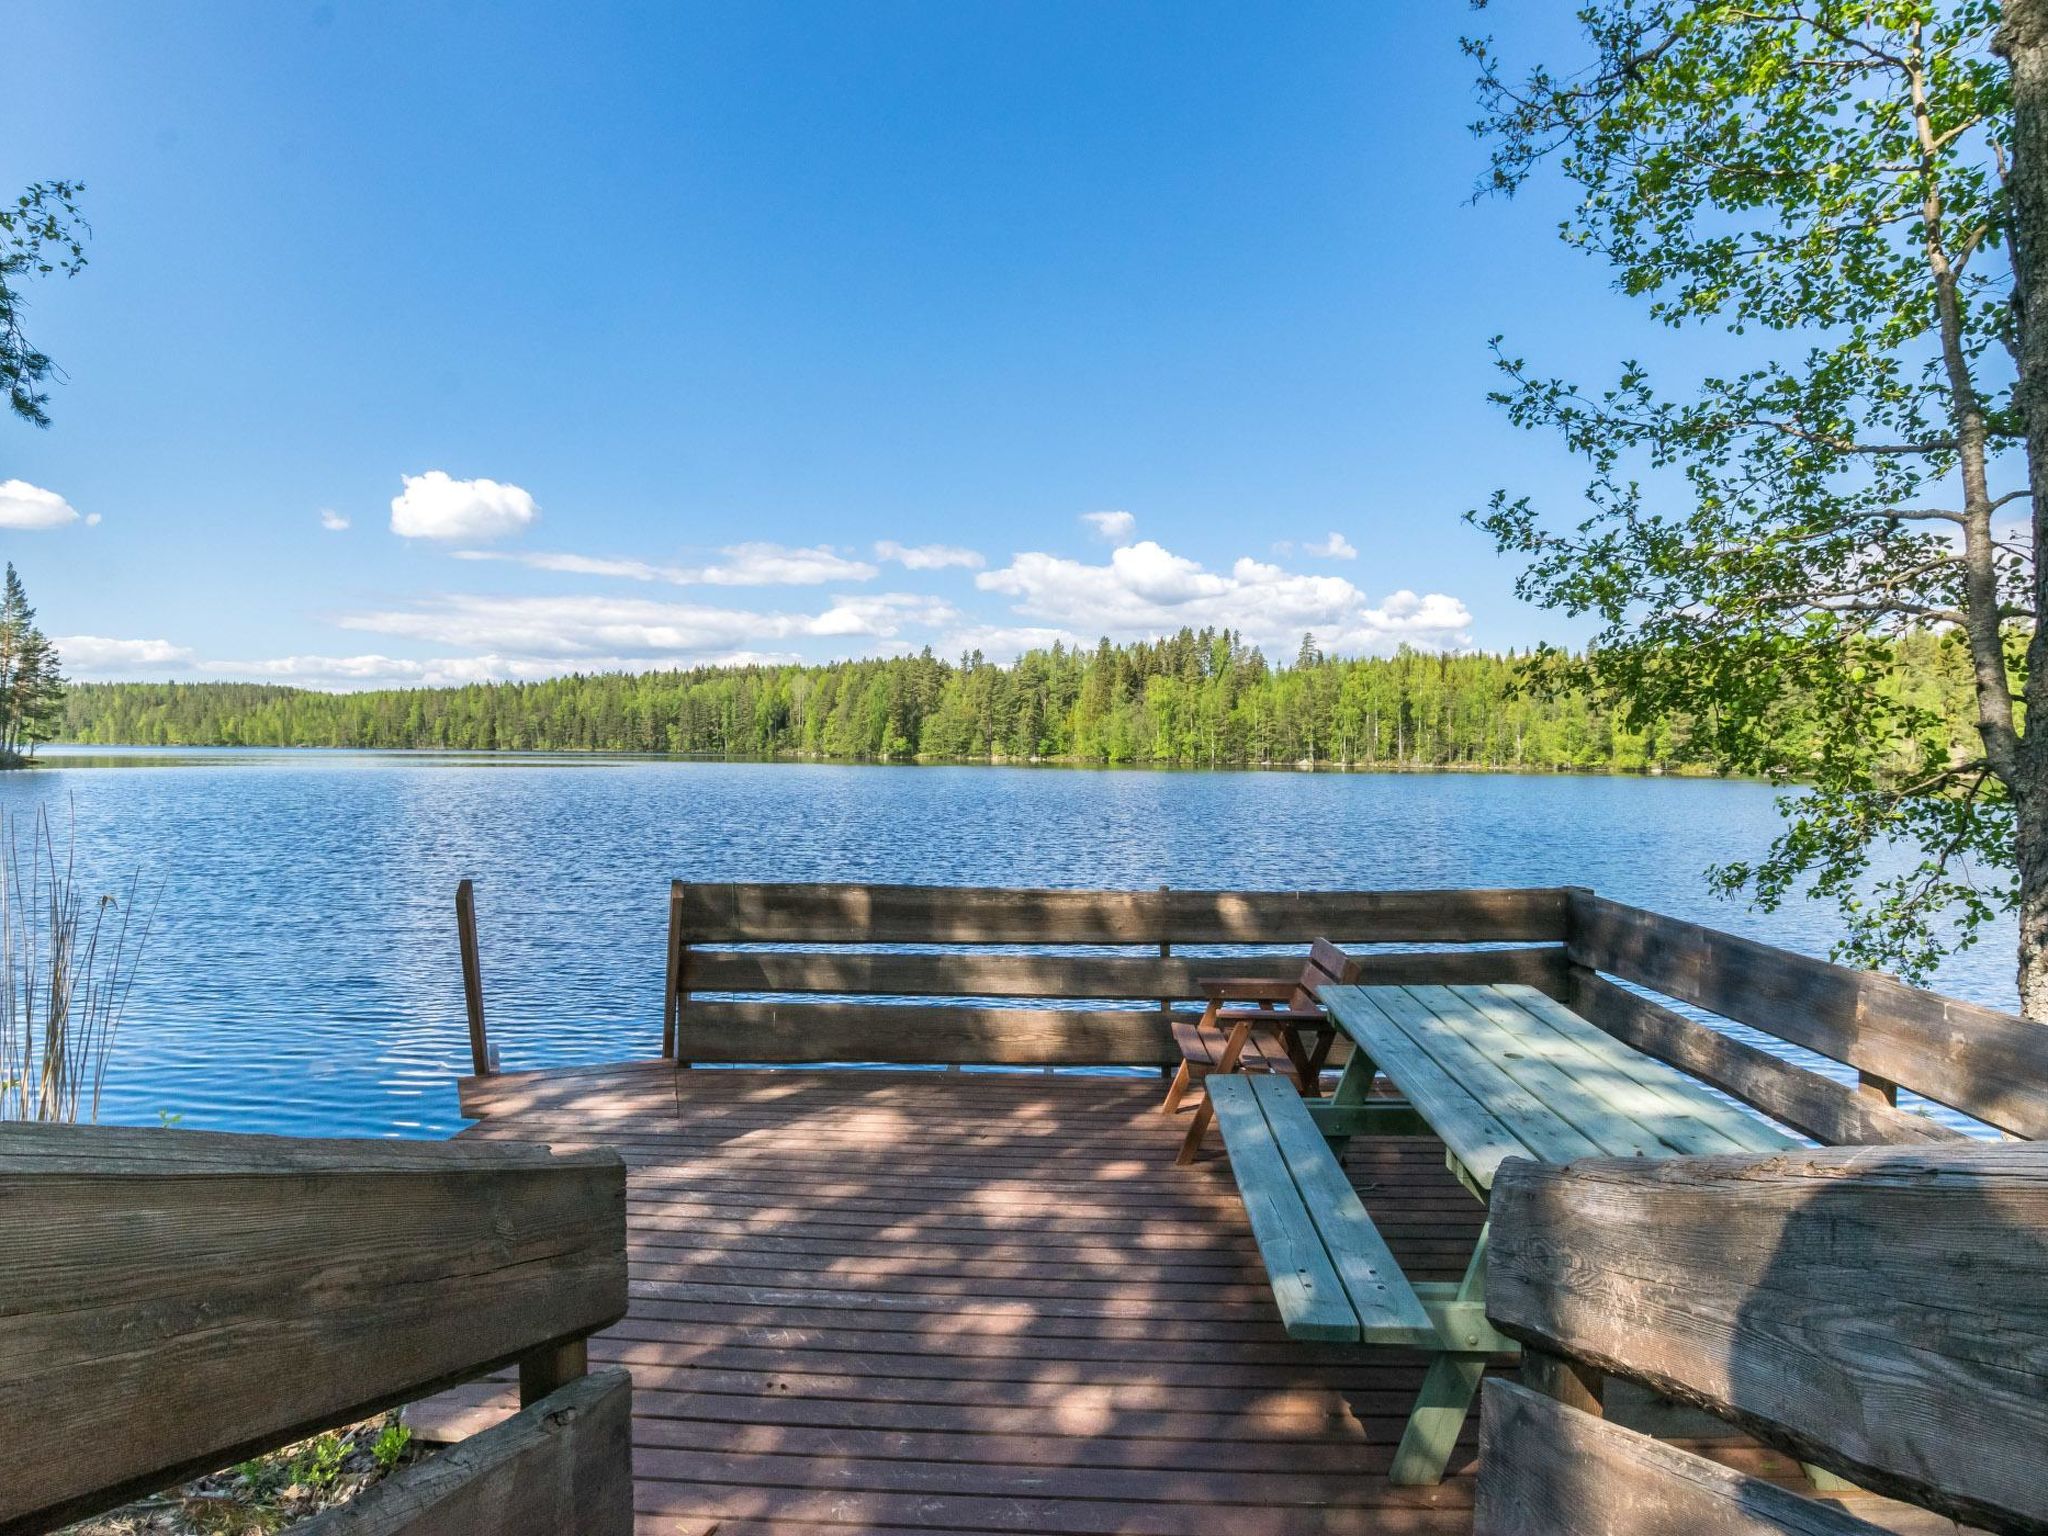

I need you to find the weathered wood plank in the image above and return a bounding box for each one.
[678,882,1572,944]
[1404,984,1685,1158]
[1487,982,1797,1156]
[682,1002,1180,1065]
[1321,985,1536,1188]
[1486,1144,2048,1535]
[1204,1076,1360,1341]
[1567,892,2048,1138]
[1568,968,1970,1147]
[1246,1074,1437,1348]
[295,1370,632,1536]
[1475,1380,1891,1535]
[0,1124,627,1536]
[684,945,1567,1002]
[1362,987,1609,1165]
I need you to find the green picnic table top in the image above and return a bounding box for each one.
[1316,982,1796,1190]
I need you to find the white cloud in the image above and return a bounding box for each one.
[697,543,878,586]
[319,509,351,532]
[1081,510,1135,542]
[454,542,880,586]
[54,636,197,675]
[977,538,1471,654]
[455,549,681,581]
[875,540,985,571]
[389,471,538,541]
[0,480,85,531]
[1307,532,1358,560]
[339,590,953,659]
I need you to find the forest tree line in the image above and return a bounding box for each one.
[55,627,1985,776]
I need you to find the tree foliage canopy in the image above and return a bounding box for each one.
[1468,1,2030,983]
[1,181,88,427]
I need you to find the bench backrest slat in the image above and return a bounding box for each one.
[1485,1142,2048,1533]
[670,883,1572,1068]
[1475,1380,1889,1536]
[0,1123,628,1536]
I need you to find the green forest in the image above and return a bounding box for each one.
[55,627,1984,775]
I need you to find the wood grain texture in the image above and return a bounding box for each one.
[295,1370,632,1536]
[1567,892,2048,1138]
[0,1124,627,1536]
[683,1002,1181,1065]
[1486,1144,2048,1535]
[677,882,1572,945]
[1475,1381,1890,1536]
[1568,969,1968,1148]
[683,946,1567,1002]
[411,1065,1950,1535]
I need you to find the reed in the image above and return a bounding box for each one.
[0,804,157,1123]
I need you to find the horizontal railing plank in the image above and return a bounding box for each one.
[294,1370,632,1536]
[1567,969,1968,1147]
[1486,1144,2048,1534]
[678,882,1571,945]
[1567,892,2048,1139]
[0,1124,627,1536]
[683,944,1569,1002]
[683,1003,1181,1065]
[1474,1380,1886,1535]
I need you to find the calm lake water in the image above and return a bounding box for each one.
[1,748,2013,1138]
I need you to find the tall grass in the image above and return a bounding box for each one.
[0,805,158,1123]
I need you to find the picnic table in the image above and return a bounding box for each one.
[1204,980,1796,1485]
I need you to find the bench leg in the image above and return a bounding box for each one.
[1389,1352,1489,1485]
[1176,1016,1255,1165]
[1389,1217,1494,1486]
[1161,1059,1197,1115]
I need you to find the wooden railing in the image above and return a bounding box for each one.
[458,878,2043,1143]
[1477,1140,2048,1533]
[661,881,1573,1068]
[0,1123,629,1536]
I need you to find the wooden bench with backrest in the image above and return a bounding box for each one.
[1162,937,1363,1162]
[0,1123,631,1536]
[1475,1140,2048,1534]
[629,881,1576,1073]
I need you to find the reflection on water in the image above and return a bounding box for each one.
[1,747,2013,1139]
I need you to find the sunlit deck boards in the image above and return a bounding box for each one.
[414,1065,1828,1536]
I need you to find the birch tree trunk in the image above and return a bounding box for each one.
[1999,1,2048,1015]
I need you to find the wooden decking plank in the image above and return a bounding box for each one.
[1473,984,1796,1155]
[423,1066,1512,1536]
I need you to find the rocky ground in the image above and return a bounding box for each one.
[63,1413,425,1535]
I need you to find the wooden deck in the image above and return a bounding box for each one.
[408,1062,1877,1536]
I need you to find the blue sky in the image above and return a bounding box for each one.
[6,2,1650,688]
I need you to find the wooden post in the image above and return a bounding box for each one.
[663,880,689,1064]
[1157,883,1173,1078]
[517,1336,589,1408]
[1858,1069,1900,1107]
[1521,1346,1604,1417]
[456,879,492,1076]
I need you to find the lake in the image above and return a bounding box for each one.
[0,747,2014,1139]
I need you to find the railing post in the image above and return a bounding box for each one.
[664,879,689,1065]
[518,1336,590,1407]
[1157,883,1173,1077]
[456,878,493,1076]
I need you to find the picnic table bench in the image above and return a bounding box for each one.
[1206,979,1795,1486]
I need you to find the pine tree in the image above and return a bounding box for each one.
[0,565,65,761]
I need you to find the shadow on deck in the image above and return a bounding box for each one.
[411,1064,1831,1536]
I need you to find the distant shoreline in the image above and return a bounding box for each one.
[34,740,1740,779]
